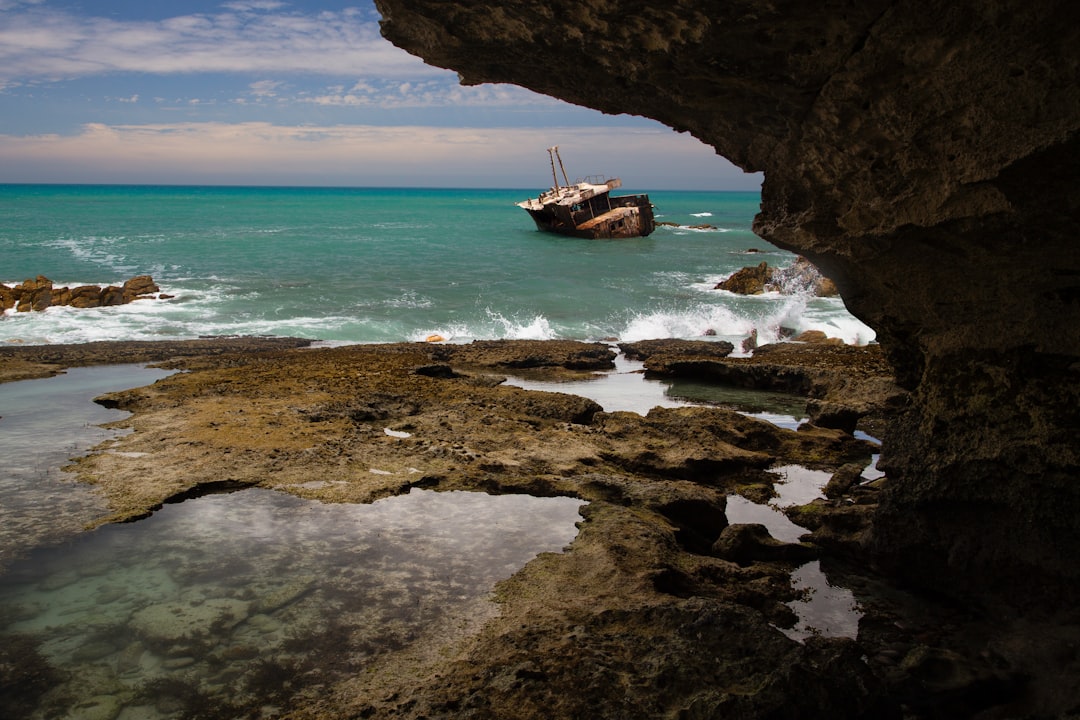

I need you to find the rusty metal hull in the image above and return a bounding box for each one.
[521,192,655,239]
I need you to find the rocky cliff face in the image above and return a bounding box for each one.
[374,0,1080,601]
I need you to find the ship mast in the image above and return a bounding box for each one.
[548,145,571,190]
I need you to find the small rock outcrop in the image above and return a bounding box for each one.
[1,275,163,313]
[711,523,818,565]
[715,261,771,295]
[715,257,838,297]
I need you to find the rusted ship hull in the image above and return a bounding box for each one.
[522,193,655,239]
[516,146,655,239]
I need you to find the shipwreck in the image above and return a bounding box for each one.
[516,146,655,239]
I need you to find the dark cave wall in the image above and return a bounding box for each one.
[374,0,1080,599]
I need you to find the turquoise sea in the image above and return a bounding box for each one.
[0,184,874,348]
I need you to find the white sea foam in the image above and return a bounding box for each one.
[690,212,714,217]
[409,323,473,343]
[382,290,434,309]
[43,236,140,276]
[484,310,555,340]
[796,299,877,345]
[662,225,734,234]
[620,304,753,343]
[410,311,556,344]
[611,283,877,352]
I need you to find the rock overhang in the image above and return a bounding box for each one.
[374,0,1080,603]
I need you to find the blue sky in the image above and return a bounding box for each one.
[0,0,761,189]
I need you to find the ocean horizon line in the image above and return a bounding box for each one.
[0,182,762,195]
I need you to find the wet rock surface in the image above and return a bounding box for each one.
[4,338,1078,718]
[631,339,905,439]
[0,336,314,383]
[714,257,838,297]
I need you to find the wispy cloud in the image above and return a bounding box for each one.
[0,2,435,83]
[299,80,558,109]
[0,121,760,189]
[248,79,285,99]
[0,0,46,11]
[0,3,759,189]
[222,1,287,11]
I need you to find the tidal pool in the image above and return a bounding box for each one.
[0,365,586,719]
[0,487,585,719]
[0,364,176,572]
[505,354,865,643]
[725,464,864,642]
[504,352,807,426]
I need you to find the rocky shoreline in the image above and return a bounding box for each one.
[1,275,168,314]
[0,336,314,384]
[2,337,1075,718]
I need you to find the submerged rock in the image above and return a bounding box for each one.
[255,576,316,614]
[0,634,63,719]
[130,598,252,655]
[64,694,122,720]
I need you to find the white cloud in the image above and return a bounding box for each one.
[0,121,761,190]
[307,92,370,107]
[299,80,561,110]
[0,3,438,82]
[222,1,287,12]
[249,79,284,98]
[0,0,45,10]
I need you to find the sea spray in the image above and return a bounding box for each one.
[620,303,753,343]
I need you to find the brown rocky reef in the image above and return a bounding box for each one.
[11,338,1079,717]
[373,0,1080,604]
[1,275,166,313]
[52,341,892,717]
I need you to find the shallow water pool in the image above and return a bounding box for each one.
[0,365,176,572]
[0,487,585,719]
[503,352,808,426]
[725,464,864,642]
[0,365,586,719]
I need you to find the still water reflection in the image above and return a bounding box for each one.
[1,365,585,718]
[0,487,585,719]
[0,365,176,572]
[504,352,808,426]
